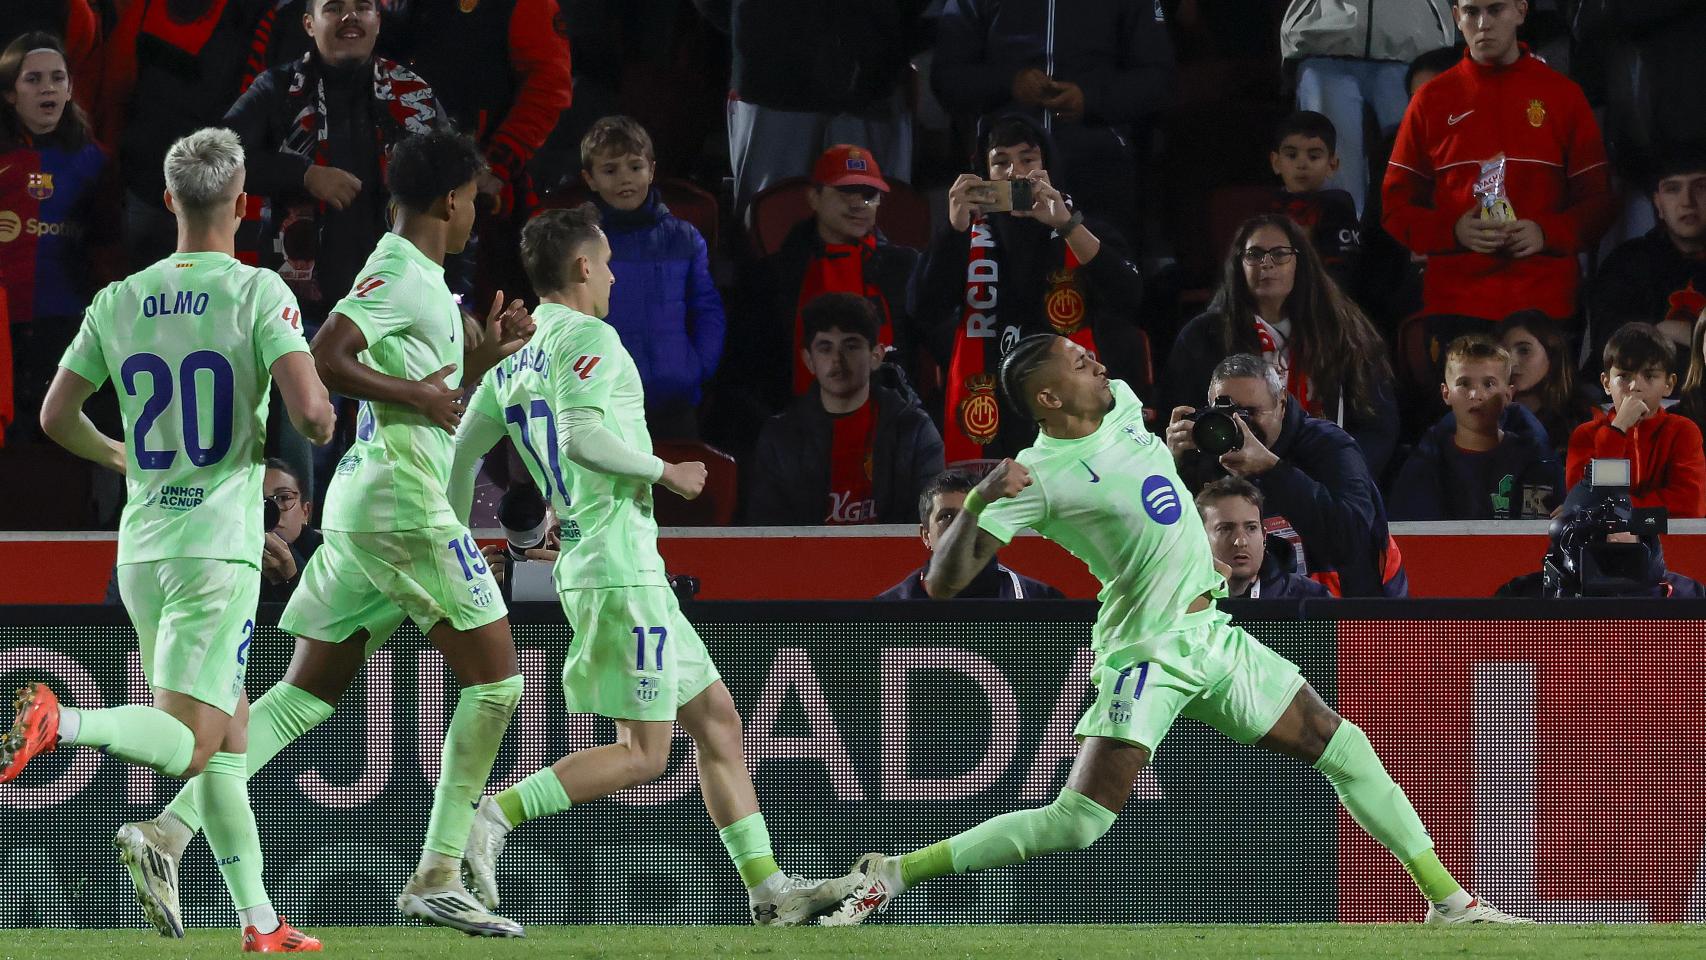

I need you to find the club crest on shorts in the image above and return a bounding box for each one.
[471,582,494,609]
[636,676,661,703]
[1109,698,1131,725]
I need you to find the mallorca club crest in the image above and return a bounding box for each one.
[26,172,53,200]
[957,372,1000,446]
[1045,268,1086,334]
[1666,280,1706,323]
[1526,99,1546,128]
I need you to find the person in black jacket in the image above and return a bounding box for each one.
[222,0,446,331]
[260,459,322,604]
[1387,336,1563,521]
[742,144,922,414]
[1586,148,1706,366]
[917,113,1146,467]
[1166,353,1407,598]
[932,0,1173,231]
[1194,476,1330,601]
[693,0,931,216]
[748,293,944,525]
[1160,214,1399,477]
[877,469,1064,599]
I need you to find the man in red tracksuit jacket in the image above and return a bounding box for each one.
[1382,0,1612,323]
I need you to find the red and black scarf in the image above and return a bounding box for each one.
[942,217,1098,464]
[242,54,438,300]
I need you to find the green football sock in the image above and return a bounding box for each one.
[164,683,334,835]
[495,767,572,826]
[423,675,523,859]
[904,788,1117,886]
[717,812,780,889]
[196,752,269,910]
[1313,721,1455,899]
[63,705,195,777]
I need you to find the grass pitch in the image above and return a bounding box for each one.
[0,924,1702,960]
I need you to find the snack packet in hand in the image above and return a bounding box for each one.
[1474,154,1517,222]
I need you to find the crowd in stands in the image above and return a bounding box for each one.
[4,0,1706,601]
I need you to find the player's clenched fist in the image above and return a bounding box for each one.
[979,458,1032,501]
[661,460,708,500]
[415,363,464,433]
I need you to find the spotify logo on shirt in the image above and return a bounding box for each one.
[1141,476,1182,525]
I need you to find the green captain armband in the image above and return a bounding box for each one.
[963,488,989,517]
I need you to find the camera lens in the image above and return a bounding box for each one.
[1192,410,1244,458]
[264,498,280,532]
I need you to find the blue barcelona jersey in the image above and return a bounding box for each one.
[0,140,108,322]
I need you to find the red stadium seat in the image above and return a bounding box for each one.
[651,440,738,526]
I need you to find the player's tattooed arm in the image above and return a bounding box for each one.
[925,458,1031,599]
[39,367,126,475]
[313,314,465,433]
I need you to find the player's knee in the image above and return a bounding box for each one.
[1047,793,1117,852]
[1313,719,1368,779]
[623,736,673,785]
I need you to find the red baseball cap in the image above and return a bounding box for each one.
[811,144,889,192]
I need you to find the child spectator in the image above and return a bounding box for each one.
[0,32,113,443]
[1269,111,1360,289]
[1567,323,1706,518]
[580,116,725,439]
[1194,477,1329,600]
[1388,335,1562,520]
[748,293,942,525]
[1495,310,1597,454]
[1160,214,1398,475]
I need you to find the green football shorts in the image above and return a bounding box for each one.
[280,525,505,648]
[118,558,261,714]
[1074,609,1306,755]
[558,585,720,721]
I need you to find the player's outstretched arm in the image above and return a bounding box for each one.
[271,352,336,446]
[313,313,465,433]
[40,367,125,475]
[924,458,1030,599]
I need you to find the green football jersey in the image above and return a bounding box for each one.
[467,303,666,590]
[60,252,309,567]
[978,379,1224,643]
[320,233,464,533]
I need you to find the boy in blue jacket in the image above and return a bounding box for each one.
[1389,336,1563,521]
[581,116,725,438]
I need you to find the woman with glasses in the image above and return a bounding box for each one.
[259,458,320,604]
[1159,214,1399,476]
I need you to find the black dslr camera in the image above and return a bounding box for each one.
[263,497,280,532]
[1543,459,1668,598]
[1186,397,1255,458]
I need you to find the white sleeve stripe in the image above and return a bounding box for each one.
[1387,160,1433,179]
[1569,160,1610,177]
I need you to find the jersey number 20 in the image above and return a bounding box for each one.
[121,351,235,470]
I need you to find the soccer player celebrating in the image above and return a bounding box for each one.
[822,334,1531,926]
[115,130,538,939]
[2,128,335,951]
[445,205,857,925]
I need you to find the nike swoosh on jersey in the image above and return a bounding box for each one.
[1080,460,1100,483]
[1447,110,1474,125]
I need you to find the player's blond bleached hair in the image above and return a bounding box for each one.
[163,128,245,217]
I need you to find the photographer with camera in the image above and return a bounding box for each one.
[1167,354,1406,598]
[259,459,320,604]
[917,113,1146,468]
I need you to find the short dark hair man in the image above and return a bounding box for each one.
[1587,148,1706,358]
[748,293,944,524]
[1165,353,1407,597]
[1194,477,1328,600]
[877,470,1064,600]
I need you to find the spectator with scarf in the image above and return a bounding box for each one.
[742,143,921,414]
[1159,214,1399,477]
[1,32,116,445]
[222,0,444,333]
[914,113,1145,468]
